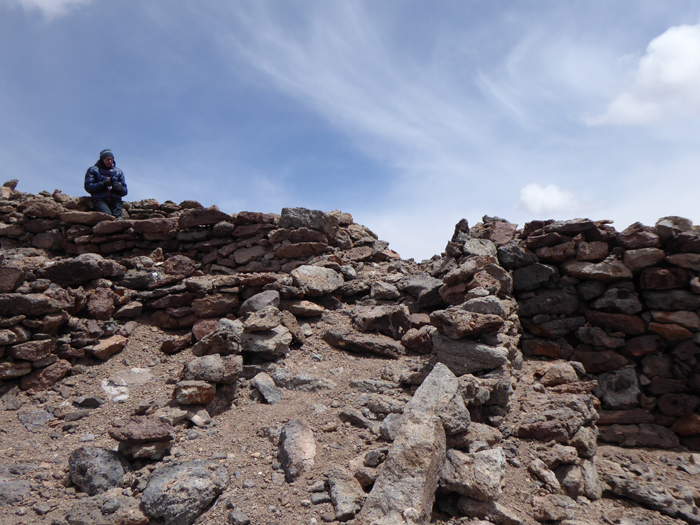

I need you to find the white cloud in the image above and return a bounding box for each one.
[518,183,579,215]
[587,22,700,125]
[0,0,92,17]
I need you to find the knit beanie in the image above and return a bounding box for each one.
[99,149,114,160]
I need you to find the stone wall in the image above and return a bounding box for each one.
[459,215,700,450]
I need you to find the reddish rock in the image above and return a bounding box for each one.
[623,335,665,357]
[131,217,179,234]
[59,210,112,225]
[488,221,517,245]
[108,416,175,444]
[19,198,64,218]
[672,413,700,435]
[650,311,700,333]
[647,378,689,396]
[576,241,608,262]
[597,409,655,425]
[0,266,24,292]
[163,255,196,277]
[92,219,134,235]
[570,349,629,373]
[192,294,239,318]
[160,333,194,354]
[89,335,128,360]
[173,380,216,405]
[429,308,503,339]
[87,287,116,320]
[640,267,689,290]
[20,359,71,391]
[657,393,700,417]
[233,211,278,225]
[648,322,693,341]
[192,319,220,341]
[400,327,432,353]
[585,310,646,336]
[151,311,199,328]
[522,339,574,359]
[535,241,577,263]
[409,313,431,329]
[524,232,570,250]
[617,222,661,249]
[8,339,54,361]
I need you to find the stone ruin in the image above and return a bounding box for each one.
[2,177,700,525]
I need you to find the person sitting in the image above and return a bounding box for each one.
[84,149,128,218]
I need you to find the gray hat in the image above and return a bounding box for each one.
[99,149,114,160]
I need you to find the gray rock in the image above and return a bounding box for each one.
[270,368,337,392]
[431,333,508,376]
[518,288,579,317]
[182,354,243,384]
[279,207,338,238]
[141,459,229,525]
[462,238,497,257]
[240,324,292,357]
[405,362,471,435]
[68,446,128,496]
[397,274,445,308]
[359,411,445,525]
[291,265,344,296]
[440,448,506,501]
[251,372,282,404]
[327,467,365,521]
[643,290,700,311]
[513,263,559,292]
[243,305,283,332]
[595,368,640,410]
[17,408,54,432]
[591,287,643,315]
[238,290,280,315]
[379,413,403,441]
[351,304,411,340]
[279,419,316,482]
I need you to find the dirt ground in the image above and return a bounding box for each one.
[1,317,699,525]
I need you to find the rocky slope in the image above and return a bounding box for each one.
[1,180,700,525]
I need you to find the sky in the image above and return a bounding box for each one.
[1,1,700,261]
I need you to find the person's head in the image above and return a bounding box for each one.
[99,149,114,167]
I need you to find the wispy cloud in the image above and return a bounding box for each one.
[0,0,93,18]
[518,183,580,215]
[587,22,700,125]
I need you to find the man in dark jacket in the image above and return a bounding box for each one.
[84,149,128,218]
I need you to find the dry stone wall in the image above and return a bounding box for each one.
[459,215,700,451]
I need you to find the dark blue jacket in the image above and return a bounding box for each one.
[84,160,128,201]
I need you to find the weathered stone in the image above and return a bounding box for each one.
[279,419,316,482]
[517,288,579,317]
[541,362,579,387]
[623,248,666,271]
[522,317,585,339]
[109,416,175,444]
[430,307,504,339]
[352,304,411,340]
[561,259,632,283]
[649,322,693,341]
[359,411,445,525]
[666,253,700,271]
[651,310,700,331]
[591,287,643,315]
[577,241,608,261]
[497,241,538,269]
[585,310,646,335]
[69,446,128,496]
[88,334,127,360]
[173,381,215,405]
[0,361,32,379]
[576,326,625,349]
[535,240,577,263]
[512,263,558,292]
[398,274,446,309]
[182,354,242,383]
[192,294,239,318]
[324,328,405,358]
[570,349,629,373]
[141,459,229,525]
[440,448,506,501]
[19,359,71,391]
[595,368,640,410]
[657,393,700,417]
[327,467,365,522]
[522,338,574,359]
[431,333,508,376]
[8,339,53,361]
[291,265,344,296]
[241,324,292,357]
[279,207,339,238]
[251,372,282,404]
[643,290,700,311]
[617,222,661,249]
[401,327,433,353]
[0,266,24,292]
[641,267,689,290]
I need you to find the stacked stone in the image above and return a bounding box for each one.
[503,216,700,449]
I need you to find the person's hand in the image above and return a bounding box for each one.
[112,182,125,195]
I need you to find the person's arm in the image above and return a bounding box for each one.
[84,167,107,194]
[111,169,128,197]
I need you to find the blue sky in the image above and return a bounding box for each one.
[2,1,700,260]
